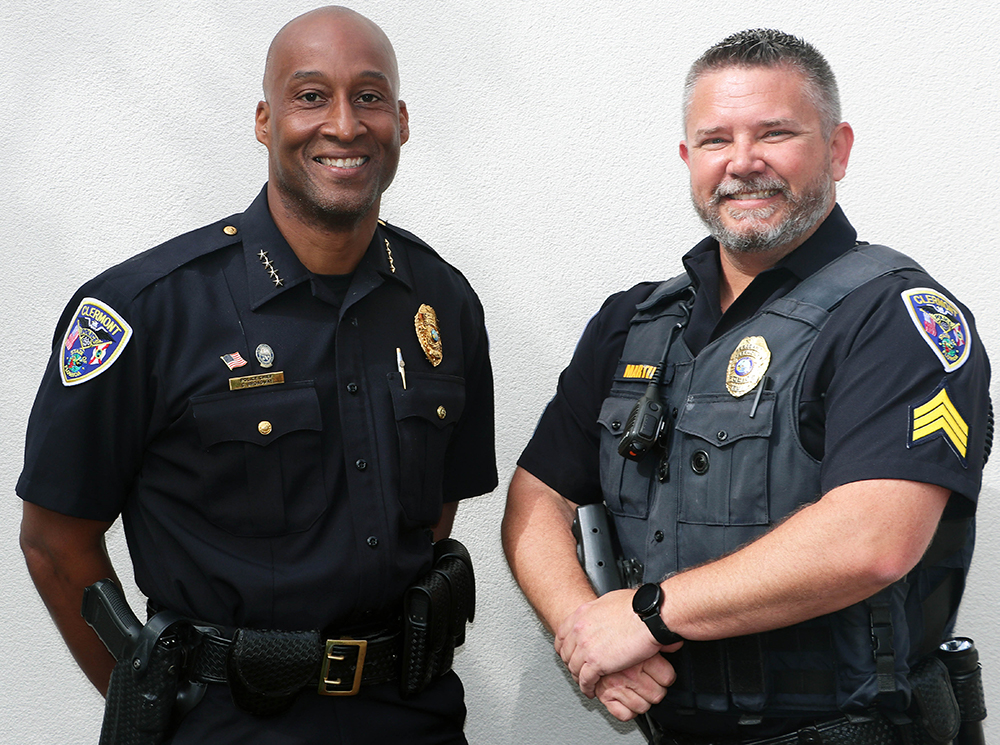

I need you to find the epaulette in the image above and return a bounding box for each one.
[96,215,245,302]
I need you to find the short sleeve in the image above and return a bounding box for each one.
[518,284,657,504]
[442,289,498,501]
[813,271,991,503]
[17,282,151,520]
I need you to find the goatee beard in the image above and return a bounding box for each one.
[693,173,833,255]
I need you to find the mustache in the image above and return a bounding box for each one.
[710,177,789,205]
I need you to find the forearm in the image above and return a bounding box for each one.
[661,480,950,641]
[501,467,597,633]
[20,502,119,695]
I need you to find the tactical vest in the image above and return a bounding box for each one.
[598,245,974,715]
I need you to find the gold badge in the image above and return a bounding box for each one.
[726,337,770,397]
[414,304,442,367]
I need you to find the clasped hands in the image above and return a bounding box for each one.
[553,588,682,721]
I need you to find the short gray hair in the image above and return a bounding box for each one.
[683,29,841,138]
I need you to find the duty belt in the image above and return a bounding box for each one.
[649,712,902,745]
[186,625,400,696]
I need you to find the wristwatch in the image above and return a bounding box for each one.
[632,583,684,645]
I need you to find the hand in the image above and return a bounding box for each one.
[595,654,676,721]
[554,588,681,697]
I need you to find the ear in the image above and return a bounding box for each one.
[255,101,271,147]
[828,122,854,182]
[398,100,409,146]
[679,139,690,167]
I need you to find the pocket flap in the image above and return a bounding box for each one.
[191,383,322,448]
[675,392,774,445]
[389,372,465,430]
[597,395,636,435]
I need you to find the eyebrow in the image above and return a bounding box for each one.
[291,69,391,85]
[693,118,799,137]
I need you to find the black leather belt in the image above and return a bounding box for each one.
[650,712,902,745]
[186,626,400,696]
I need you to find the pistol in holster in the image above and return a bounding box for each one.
[400,538,475,699]
[82,579,204,745]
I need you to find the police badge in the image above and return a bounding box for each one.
[726,336,770,397]
[414,304,443,366]
[901,288,971,372]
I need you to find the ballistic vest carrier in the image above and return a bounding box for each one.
[598,244,974,715]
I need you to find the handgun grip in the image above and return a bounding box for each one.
[82,578,143,662]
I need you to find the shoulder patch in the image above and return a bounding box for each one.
[901,288,971,372]
[60,298,133,386]
[909,381,968,465]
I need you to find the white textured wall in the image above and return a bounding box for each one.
[3,1,999,742]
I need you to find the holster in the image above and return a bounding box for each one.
[400,538,475,698]
[99,615,187,745]
[903,656,961,744]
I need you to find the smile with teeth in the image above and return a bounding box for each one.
[726,189,781,201]
[315,156,369,168]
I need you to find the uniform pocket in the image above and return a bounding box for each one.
[598,395,656,519]
[673,392,774,568]
[388,372,466,525]
[190,382,325,536]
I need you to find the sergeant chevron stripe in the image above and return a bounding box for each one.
[911,384,968,460]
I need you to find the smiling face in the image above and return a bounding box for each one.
[680,64,852,258]
[256,8,409,230]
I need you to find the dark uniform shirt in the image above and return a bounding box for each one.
[519,205,990,737]
[18,186,497,744]
[521,205,987,512]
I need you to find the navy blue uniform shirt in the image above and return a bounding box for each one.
[19,186,497,634]
[521,203,988,516]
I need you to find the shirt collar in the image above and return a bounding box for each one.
[239,186,413,310]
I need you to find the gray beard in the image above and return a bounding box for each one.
[693,173,833,255]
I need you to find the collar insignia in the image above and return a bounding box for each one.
[726,336,770,397]
[60,298,133,386]
[902,288,971,372]
[415,304,443,367]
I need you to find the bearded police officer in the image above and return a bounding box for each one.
[18,7,496,744]
[503,30,990,743]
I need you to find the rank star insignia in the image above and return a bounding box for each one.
[726,336,770,397]
[901,288,971,372]
[415,304,443,366]
[257,250,283,287]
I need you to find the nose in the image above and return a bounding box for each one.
[321,95,365,142]
[726,136,766,179]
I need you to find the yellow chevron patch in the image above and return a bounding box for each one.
[911,386,968,458]
[623,364,657,380]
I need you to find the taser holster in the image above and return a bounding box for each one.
[400,538,475,698]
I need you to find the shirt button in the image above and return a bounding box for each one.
[346,382,359,395]
[716,430,728,442]
[258,421,272,436]
[351,317,359,327]
[355,459,368,471]
[437,406,447,420]
[367,536,379,548]
[654,530,664,543]
[611,420,621,431]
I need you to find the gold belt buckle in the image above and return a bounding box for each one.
[318,638,368,696]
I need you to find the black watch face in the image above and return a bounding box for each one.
[633,583,660,615]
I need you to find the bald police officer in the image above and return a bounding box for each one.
[504,29,989,744]
[19,7,495,744]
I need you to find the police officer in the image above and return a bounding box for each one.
[503,29,990,743]
[18,7,495,744]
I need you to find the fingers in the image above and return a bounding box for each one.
[594,659,672,721]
